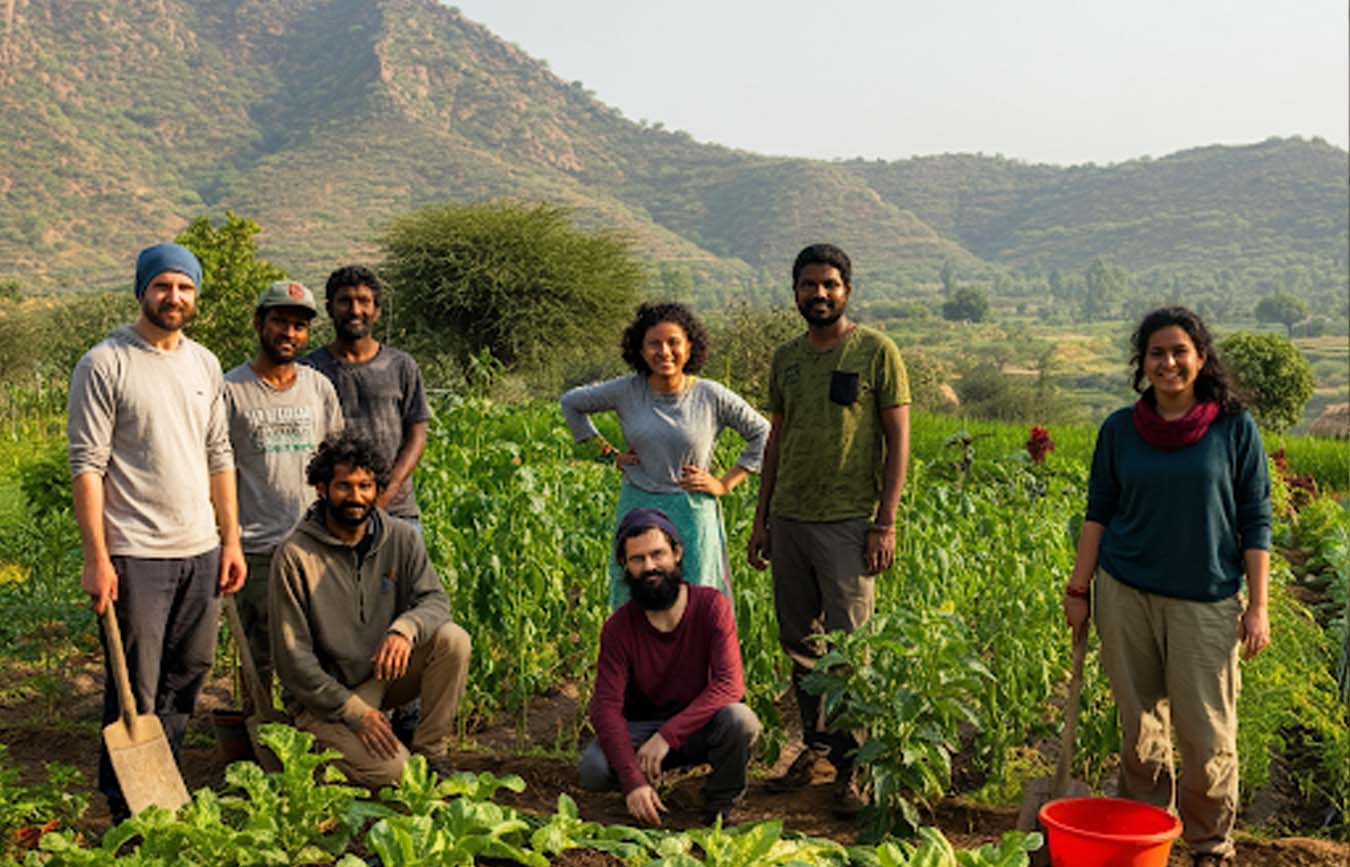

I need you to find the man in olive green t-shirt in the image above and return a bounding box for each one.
[748,243,910,817]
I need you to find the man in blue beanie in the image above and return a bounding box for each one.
[68,241,246,821]
[134,242,203,300]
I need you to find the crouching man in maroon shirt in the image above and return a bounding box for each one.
[579,508,761,827]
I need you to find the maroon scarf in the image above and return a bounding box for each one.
[1132,398,1220,451]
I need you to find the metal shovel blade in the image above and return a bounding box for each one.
[101,607,190,815]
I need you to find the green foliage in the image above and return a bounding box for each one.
[954,363,1062,423]
[178,213,287,371]
[903,350,953,413]
[703,303,802,408]
[1278,434,1350,493]
[852,827,1041,867]
[1254,292,1310,337]
[0,293,134,395]
[375,755,525,818]
[214,724,369,861]
[380,201,645,373]
[941,287,990,323]
[803,607,991,837]
[0,746,88,862]
[1,388,1347,844]
[5,723,1018,865]
[1219,332,1316,433]
[0,450,92,721]
[1080,258,1128,321]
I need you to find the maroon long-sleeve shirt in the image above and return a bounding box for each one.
[589,585,745,795]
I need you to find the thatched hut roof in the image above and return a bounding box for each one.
[1309,403,1350,439]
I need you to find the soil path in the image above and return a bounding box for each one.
[2,658,1344,867]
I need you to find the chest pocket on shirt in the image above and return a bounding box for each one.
[830,370,860,406]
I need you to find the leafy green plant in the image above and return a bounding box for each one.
[376,755,525,817]
[803,606,991,837]
[851,827,1041,867]
[529,794,671,863]
[366,801,546,867]
[0,747,87,862]
[214,724,369,862]
[675,819,850,867]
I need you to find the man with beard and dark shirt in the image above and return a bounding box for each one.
[269,433,471,787]
[301,266,432,742]
[747,243,910,817]
[301,266,431,530]
[579,508,760,827]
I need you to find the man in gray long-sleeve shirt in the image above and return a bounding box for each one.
[270,432,471,787]
[67,242,247,821]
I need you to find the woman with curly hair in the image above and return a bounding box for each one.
[1065,306,1271,867]
[561,302,769,609]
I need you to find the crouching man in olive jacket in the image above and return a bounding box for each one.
[270,432,470,786]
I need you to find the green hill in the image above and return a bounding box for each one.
[0,0,1345,310]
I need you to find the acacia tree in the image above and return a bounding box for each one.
[380,201,645,371]
[178,212,287,370]
[1219,331,1314,433]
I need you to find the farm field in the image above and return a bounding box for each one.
[0,398,1346,865]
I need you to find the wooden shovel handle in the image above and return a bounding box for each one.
[101,606,139,730]
[1053,625,1089,797]
[222,597,273,717]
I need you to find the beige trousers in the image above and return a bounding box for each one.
[1095,569,1242,859]
[295,621,471,788]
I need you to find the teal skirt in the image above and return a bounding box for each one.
[609,481,732,610]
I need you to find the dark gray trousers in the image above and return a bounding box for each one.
[98,548,221,815]
[769,516,873,769]
[578,703,761,808]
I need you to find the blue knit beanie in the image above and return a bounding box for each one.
[615,508,683,563]
[135,243,203,299]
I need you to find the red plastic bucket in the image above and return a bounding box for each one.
[1039,797,1182,867]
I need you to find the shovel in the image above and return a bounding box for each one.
[1017,625,1092,864]
[101,606,191,816]
[222,596,285,772]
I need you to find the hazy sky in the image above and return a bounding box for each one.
[450,0,1348,166]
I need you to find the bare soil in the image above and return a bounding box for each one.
[2,656,1345,867]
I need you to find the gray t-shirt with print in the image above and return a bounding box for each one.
[224,363,345,553]
[300,345,431,517]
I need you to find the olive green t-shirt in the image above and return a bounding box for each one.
[767,325,910,522]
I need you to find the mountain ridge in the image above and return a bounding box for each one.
[0,0,1344,304]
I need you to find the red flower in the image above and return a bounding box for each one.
[1026,426,1055,465]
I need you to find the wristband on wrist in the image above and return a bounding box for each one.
[1064,583,1091,600]
[868,523,895,533]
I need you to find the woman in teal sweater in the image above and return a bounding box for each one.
[1065,306,1270,867]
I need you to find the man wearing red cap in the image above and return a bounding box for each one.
[580,508,760,827]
